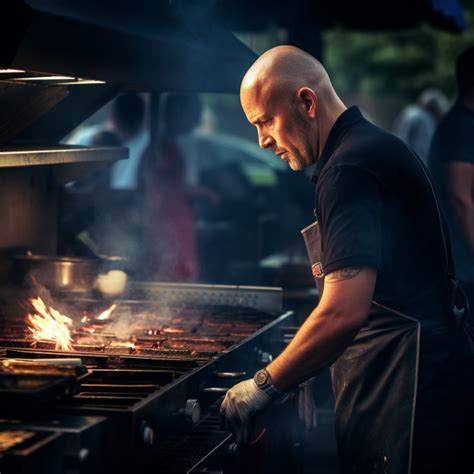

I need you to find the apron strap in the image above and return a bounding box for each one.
[409,151,469,325]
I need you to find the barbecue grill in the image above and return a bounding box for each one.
[0,3,302,473]
[0,283,297,473]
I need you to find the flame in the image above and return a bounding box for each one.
[27,299,118,351]
[27,297,73,351]
[96,304,117,320]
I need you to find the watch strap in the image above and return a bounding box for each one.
[254,369,283,399]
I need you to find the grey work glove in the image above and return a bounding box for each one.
[220,378,273,444]
[298,377,318,430]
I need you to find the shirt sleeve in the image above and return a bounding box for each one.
[316,164,383,275]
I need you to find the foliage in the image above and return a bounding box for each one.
[323,5,474,103]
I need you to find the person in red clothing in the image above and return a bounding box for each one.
[141,94,202,281]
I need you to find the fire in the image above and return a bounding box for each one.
[27,297,73,351]
[97,304,117,320]
[26,300,118,351]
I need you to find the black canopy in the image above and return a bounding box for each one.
[1,0,257,93]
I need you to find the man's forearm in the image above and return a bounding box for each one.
[266,306,365,392]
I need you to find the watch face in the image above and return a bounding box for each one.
[255,370,269,386]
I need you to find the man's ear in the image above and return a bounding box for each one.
[297,87,318,119]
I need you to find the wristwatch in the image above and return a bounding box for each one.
[253,368,283,399]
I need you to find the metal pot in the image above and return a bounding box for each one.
[12,254,100,292]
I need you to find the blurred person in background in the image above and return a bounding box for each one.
[67,93,150,191]
[140,93,208,281]
[61,94,149,272]
[429,46,474,312]
[393,88,448,163]
[107,94,150,190]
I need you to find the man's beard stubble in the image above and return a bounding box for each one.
[289,105,313,170]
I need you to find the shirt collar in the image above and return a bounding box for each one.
[311,106,364,183]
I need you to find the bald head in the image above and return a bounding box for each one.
[241,45,334,105]
[240,46,346,169]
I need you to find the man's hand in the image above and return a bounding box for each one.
[220,379,273,443]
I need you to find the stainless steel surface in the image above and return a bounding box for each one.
[0,145,127,168]
[12,254,100,292]
[129,282,283,312]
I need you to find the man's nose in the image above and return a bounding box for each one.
[258,133,274,149]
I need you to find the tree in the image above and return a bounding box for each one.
[323,5,474,103]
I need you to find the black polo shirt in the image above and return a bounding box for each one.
[312,107,452,319]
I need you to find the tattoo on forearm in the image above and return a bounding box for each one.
[326,267,362,282]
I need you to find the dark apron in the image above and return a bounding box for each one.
[301,219,473,474]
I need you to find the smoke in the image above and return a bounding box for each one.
[75,294,193,343]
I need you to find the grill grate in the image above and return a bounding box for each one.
[0,303,272,360]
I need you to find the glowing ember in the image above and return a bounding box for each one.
[97,304,117,321]
[109,341,135,349]
[163,327,185,334]
[27,297,73,351]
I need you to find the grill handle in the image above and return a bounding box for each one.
[201,372,247,395]
[213,371,247,379]
[201,386,229,394]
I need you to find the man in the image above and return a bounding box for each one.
[429,46,474,311]
[220,46,473,473]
